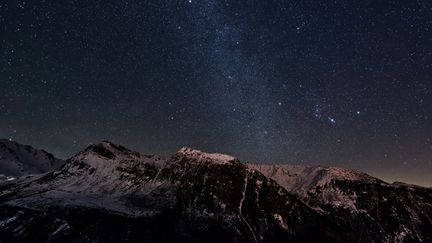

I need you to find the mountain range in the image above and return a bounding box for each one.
[0,140,430,242]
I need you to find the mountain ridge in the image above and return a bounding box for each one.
[0,140,430,242]
[0,141,350,242]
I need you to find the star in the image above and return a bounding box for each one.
[0,0,430,187]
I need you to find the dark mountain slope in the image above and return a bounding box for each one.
[249,164,432,242]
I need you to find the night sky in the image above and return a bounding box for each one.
[1,1,431,186]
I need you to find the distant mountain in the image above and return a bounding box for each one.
[0,139,64,180]
[0,141,430,242]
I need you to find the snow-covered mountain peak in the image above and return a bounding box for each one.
[0,139,64,178]
[247,163,382,201]
[63,141,151,177]
[74,141,142,162]
[176,147,238,164]
[54,142,167,196]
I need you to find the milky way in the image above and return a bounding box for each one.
[0,0,431,185]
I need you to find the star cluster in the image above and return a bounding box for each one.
[0,0,431,186]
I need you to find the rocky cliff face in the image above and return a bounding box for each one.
[0,141,430,242]
[248,164,432,242]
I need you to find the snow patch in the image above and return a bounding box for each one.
[0,216,17,227]
[177,147,236,164]
[51,222,70,236]
[272,214,288,230]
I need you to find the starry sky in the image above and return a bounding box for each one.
[1,0,432,186]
